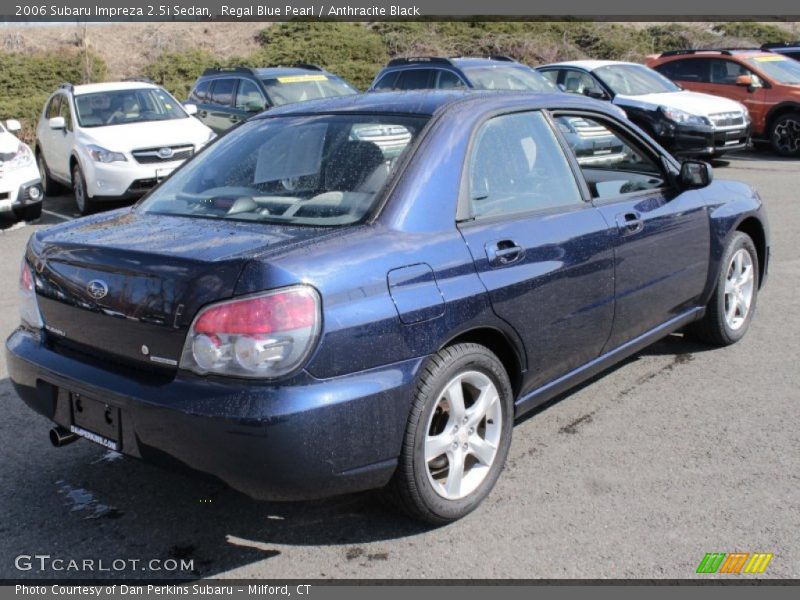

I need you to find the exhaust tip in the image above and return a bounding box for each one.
[49,426,78,447]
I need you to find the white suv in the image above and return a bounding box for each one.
[36,81,215,214]
[0,119,43,222]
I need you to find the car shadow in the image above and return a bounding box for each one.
[0,376,432,581]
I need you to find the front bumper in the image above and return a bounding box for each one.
[0,165,42,215]
[82,157,187,199]
[658,121,752,157]
[6,328,421,501]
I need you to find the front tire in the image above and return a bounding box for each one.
[770,112,800,157]
[689,231,759,346]
[72,163,93,215]
[388,343,513,524]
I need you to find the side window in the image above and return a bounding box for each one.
[655,59,709,82]
[709,59,750,85]
[235,79,265,110]
[395,69,434,90]
[59,96,73,131]
[468,111,583,219]
[373,71,399,90]
[554,115,665,200]
[539,70,559,85]
[45,95,61,119]
[562,70,605,97]
[210,78,236,106]
[434,70,466,89]
[191,79,211,102]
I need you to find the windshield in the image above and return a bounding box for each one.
[463,66,556,92]
[138,114,427,227]
[74,88,187,127]
[594,64,681,96]
[747,55,800,85]
[262,74,357,106]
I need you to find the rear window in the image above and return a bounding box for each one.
[262,74,357,107]
[139,114,427,227]
[462,66,555,92]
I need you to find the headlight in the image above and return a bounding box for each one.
[661,107,708,127]
[87,144,127,163]
[5,142,34,171]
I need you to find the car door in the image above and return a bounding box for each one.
[457,110,615,392]
[50,94,75,180]
[552,111,710,350]
[233,78,267,125]
[204,78,238,133]
[188,79,213,127]
[39,94,62,176]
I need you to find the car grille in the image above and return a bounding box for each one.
[131,145,194,164]
[709,112,746,128]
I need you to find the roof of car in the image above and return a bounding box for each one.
[199,66,338,79]
[540,60,640,71]
[382,57,526,70]
[257,90,615,119]
[71,81,159,95]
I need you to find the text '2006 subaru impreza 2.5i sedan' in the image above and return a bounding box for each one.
[7,91,769,523]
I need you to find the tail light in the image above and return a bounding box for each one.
[19,259,43,330]
[180,286,321,379]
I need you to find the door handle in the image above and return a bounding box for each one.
[616,212,644,235]
[486,240,524,267]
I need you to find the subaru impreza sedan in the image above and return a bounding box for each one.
[7,91,769,523]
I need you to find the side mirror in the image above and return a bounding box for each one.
[680,160,713,189]
[49,116,66,130]
[6,119,21,132]
[183,103,198,116]
[735,74,753,87]
[585,89,608,101]
[245,99,266,113]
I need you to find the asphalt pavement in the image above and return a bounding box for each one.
[0,147,797,580]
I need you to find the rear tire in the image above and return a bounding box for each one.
[388,343,513,524]
[769,112,800,157]
[37,152,64,196]
[72,162,94,215]
[688,232,759,346]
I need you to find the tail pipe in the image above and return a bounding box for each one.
[49,426,79,447]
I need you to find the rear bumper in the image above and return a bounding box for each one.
[6,328,420,501]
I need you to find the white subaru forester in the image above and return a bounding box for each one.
[36,81,215,214]
[0,119,43,222]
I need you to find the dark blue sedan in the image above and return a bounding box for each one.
[7,91,769,523]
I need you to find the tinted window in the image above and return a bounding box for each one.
[435,70,466,89]
[554,115,665,199]
[59,96,73,131]
[210,78,236,106]
[709,59,750,85]
[539,70,559,85]
[373,72,398,90]
[235,79,265,110]
[45,95,61,119]
[191,79,211,102]
[395,69,434,90]
[139,114,427,227]
[468,111,583,219]
[656,59,710,82]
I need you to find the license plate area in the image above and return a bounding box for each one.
[69,392,121,451]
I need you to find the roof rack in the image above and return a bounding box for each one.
[292,63,324,71]
[201,66,258,76]
[487,55,517,62]
[659,48,763,57]
[387,57,454,67]
[762,41,800,49]
[58,83,74,91]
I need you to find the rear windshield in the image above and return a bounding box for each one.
[262,74,357,106]
[462,66,556,92]
[747,55,800,85]
[74,88,187,127]
[138,114,427,227]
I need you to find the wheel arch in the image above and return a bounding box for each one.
[438,327,524,398]
[764,102,800,137]
[735,216,767,289]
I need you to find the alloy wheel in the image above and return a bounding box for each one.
[73,168,86,213]
[773,117,800,155]
[424,371,502,500]
[724,248,755,331]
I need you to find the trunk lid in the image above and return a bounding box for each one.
[30,209,325,371]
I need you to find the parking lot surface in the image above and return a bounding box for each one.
[1,149,798,580]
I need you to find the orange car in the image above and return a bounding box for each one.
[646,49,800,156]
